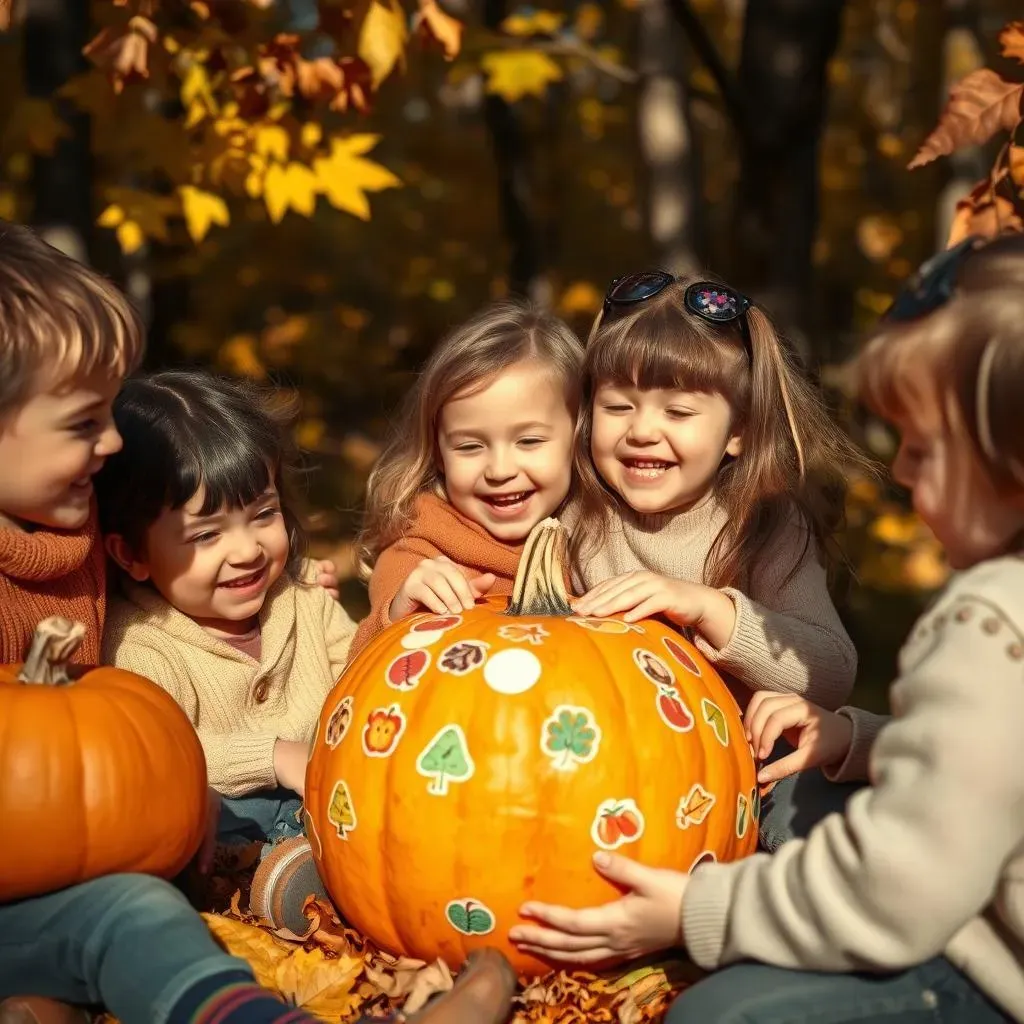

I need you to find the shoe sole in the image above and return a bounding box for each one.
[249,837,329,934]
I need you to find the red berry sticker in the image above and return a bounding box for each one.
[662,636,702,677]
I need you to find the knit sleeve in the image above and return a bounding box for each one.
[682,565,1024,975]
[693,518,856,710]
[106,635,278,797]
[321,585,357,675]
[822,707,889,784]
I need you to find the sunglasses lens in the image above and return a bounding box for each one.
[683,282,750,323]
[885,235,982,323]
[607,271,674,305]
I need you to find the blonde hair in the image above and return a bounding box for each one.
[857,233,1024,495]
[358,300,584,575]
[572,275,872,589]
[0,221,144,417]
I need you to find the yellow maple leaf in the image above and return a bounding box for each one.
[480,50,562,102]
[97,204,125,229]
[203,914,291,991]
[358,0,408,88]
[262,161,320,223]
[116,220,144,255]
[312,135,401,221]
[178,184,230,243]
[275,946,364,1017]
[253,123,289,163]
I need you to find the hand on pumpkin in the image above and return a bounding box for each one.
[509,852,687,966]
[315,559,340,601]
[390,556,496,620]
[273,738,309,797]
[573,571,737,650]
[744,691,853,784]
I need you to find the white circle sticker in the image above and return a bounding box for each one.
[400,629,445,650]
[483,648,542,695]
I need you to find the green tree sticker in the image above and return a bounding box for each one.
[445,898,496,935]
[416,724,475,796]
[540,704,602,771]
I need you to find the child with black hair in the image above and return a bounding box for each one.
[97,369,355,935]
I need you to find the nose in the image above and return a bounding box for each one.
[483,445,517,482]
[95,421,123,458]
[626,408,661,445]
[227,527,263,566]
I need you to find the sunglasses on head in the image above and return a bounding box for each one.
[602,270,753,356]
[884,234,985,322]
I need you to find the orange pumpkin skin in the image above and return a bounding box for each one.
[0,657,209,901]
[307,584,758,975]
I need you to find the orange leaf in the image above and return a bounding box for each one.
[908,69,1023,169]
[414,0,463,61]
[1001,21,1024,64]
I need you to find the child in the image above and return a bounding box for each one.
[350,299,584,656]
[96,369,355,935]
[0,222,352,1024]
[511,235,1024,1024]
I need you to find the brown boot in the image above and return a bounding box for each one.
[0,998,90,1024]
[406,949,517,1024]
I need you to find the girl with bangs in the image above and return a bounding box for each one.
[96,370,357,936]
[512,234,1024,1024]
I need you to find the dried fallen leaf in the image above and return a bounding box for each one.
[414,0,463,60]
[1001,21,1024,64]
[909,69,1023,170]
[202,913,292,990]
[274,946,364,1017]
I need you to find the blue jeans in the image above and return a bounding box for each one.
[218,786,304,853]
[0,874,254,1024]
[665,957,1011,1023]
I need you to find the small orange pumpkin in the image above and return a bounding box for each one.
[0,617,209,900]
[307,520,758,975]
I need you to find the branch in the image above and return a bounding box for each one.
[534,37,638,84]
[663,0,744,134]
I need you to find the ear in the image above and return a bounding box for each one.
[104,533,151,582]
[725,431,743,458]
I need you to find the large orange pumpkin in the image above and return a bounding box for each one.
[0,617,209,900]
[307,520,757,975]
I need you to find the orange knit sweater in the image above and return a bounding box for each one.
[350,493,524,658]
[0,508,106,665]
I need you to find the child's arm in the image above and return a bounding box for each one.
[321,584,358,676]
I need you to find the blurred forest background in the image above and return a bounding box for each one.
[2,0,1021,709]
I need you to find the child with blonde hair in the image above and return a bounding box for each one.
[513,236,1024,1024]
[350,299,584,656]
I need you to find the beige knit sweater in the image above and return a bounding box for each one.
[103,575,356,797]
[683,554,1024,1022]
[566,496,856,710]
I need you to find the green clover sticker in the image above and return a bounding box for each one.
[540,704,602,771]
[445,898,496,936]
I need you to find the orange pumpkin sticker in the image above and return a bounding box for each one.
[362,704,407,758]
[591,798,645,850]
[676,783,715,829]
[327,780,357,839]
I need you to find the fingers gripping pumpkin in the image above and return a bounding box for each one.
[0,617,209,900]
[306,520,758,975]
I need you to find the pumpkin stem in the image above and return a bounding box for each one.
[506,518,574,617]
[18,617,86,685]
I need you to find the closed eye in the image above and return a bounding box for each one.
[601,404,632,414]
[189,531,218,544]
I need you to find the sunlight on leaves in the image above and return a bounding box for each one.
[480,51,563,102]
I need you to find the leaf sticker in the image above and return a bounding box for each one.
[327,780,357,839]
[736,793,749,839]
[567,616,644,635]
[662,636,702,676]
[701,698,729,747]
[497,623,549,645]
[416,724,475,796]
[632,648,675,688]
[751,785,761,822]
[325,695,354,748]
[386,649,430,690]
[438,640,489,676]
[676,783,715,830]
[445,898,495,935]
[540,705,601,770]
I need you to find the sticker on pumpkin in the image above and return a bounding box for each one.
[662,636,702,676]
[591,798,645,850]
[400,617,461,651]
[327,779,357,839]
[540,705,601,771]
[325,695,355,748]
[632,648,675,688]
[701,698,729,747]
[386,649,430,691]
[362,704,407,758]
[655,686,694,732]
[438,640,489,676]
[736,792,750,839]
[445,898,495,936]
[416,724,475,795]
[568,616,644,635]
[750,785,761,821]
[483,648,542,695]
[688,850,716,874]
[497,623,549,646]
[676,783,715,829]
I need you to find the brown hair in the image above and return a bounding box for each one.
[358,299,584,576]
[0,221,144,417]
[571,275,872,589]
[857,233,1024,494]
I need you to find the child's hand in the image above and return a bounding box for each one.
[273,739,309,798]
[745,691,854,784]
[389,556,496,620]
[315,559,340,600]
[198,787,222,875]
[573,571,736,649]
[509,852,687,966]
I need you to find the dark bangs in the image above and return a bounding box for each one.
[97,370,307,576]
[586,284,748,404]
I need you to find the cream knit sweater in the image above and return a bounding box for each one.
[566,496,856,710]
[683,554,1024,1022]
[103,575,356,797]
